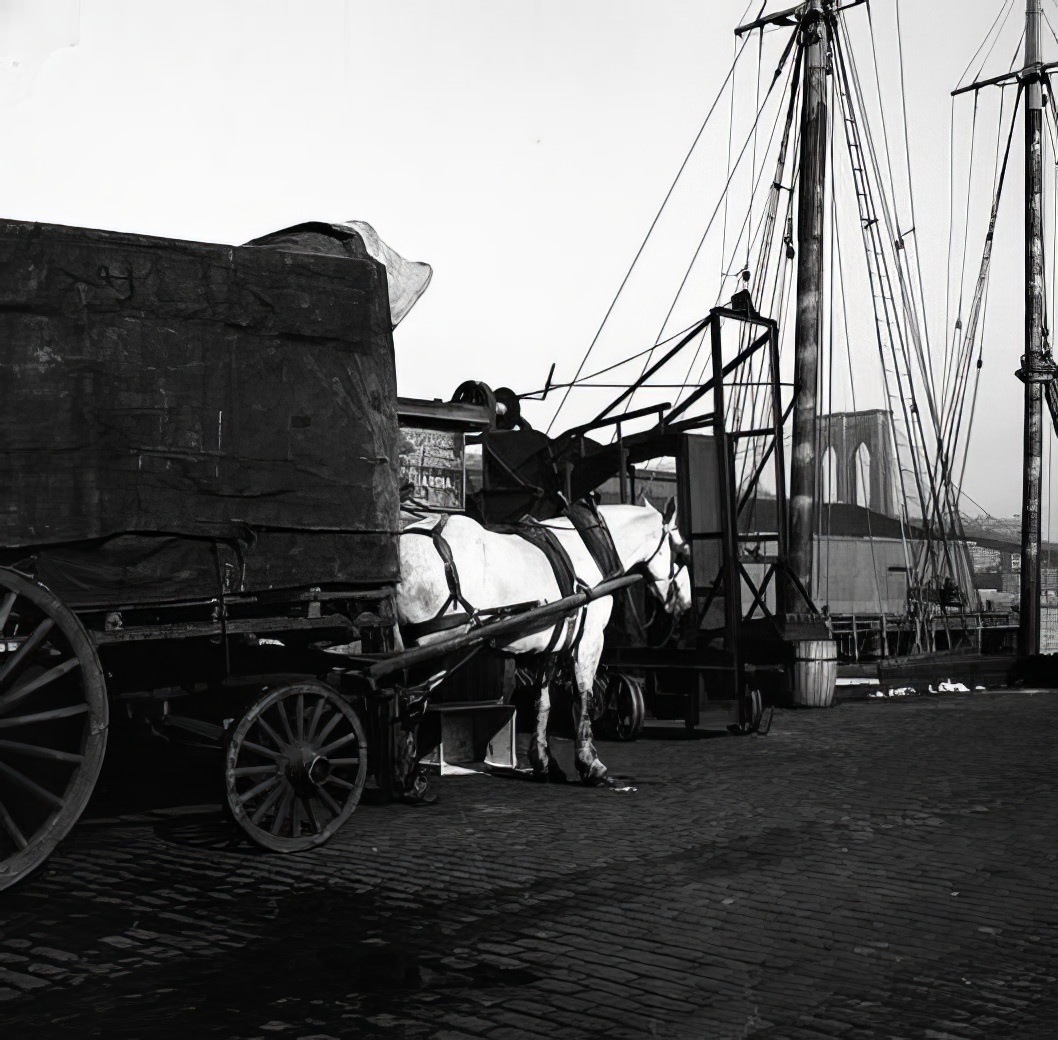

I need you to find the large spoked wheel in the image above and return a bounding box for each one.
[224,681,367,853]
[0,568,108,891]
[610,673,646,741]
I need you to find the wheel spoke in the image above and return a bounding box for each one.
[290,796,304,838]
[0,703,88,730]
[305,695,327,741]
[0,591,16,631]
[253,714,287,752]
[0,738,84,765]
[305,795,322,834]
[314,710,344,747]
[232,763,278,778]
[0,797,28,850]
[0,657,80,716]
[328,756,361,767]
[249,777,288,826]
[237,739,285,763]
[317,784,342,817]
[325,774,356,792]
[295,694,305,742]
[0,759,65,809]
[318,730,359,756]
[0,618,56,687]
[272,700,297,746]
[270,788,295,835]
[236,773,282,806]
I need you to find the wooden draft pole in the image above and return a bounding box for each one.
[1018,0,1048,657]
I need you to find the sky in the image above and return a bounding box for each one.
[0,0,1052,524]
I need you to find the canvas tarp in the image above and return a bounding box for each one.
[0,219,402,603]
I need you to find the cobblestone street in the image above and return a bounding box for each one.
[3,689,1058,1039]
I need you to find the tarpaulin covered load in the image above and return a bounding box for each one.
[0,218,404,605]
[246,220,432,327]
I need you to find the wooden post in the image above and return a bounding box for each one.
[784,0,829,612]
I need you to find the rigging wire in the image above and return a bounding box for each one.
[594,24,800,431]
[944,91,980,415]
[831,148,890,616]
[952,87,1022,500]
[894,0,941,414]
[880,1,978,599]
[649,28,799,360]
[834,18,955,604]
[625,26,799,428]
[544,31,754,434]
[956,0,1017,92]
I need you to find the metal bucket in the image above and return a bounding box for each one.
[791,639,837,708]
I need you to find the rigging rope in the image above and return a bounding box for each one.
[956,0,1016,92]
[544,32,754,434]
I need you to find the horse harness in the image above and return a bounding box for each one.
[401,510,615,655]
[643,523,691,612]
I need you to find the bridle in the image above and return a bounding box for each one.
[642,524,690,611]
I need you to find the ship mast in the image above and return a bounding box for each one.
[1018,0,1049,657]
[737,0,850,612]
[787,0,829,610]
[956,1,1058,657]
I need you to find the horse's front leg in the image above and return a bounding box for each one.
[572,603,610,785]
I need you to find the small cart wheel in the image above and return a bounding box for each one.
[224,681,367,853]
[611,673,646,741]
[0,568,108,891]
[589,671,608,724]
[731,687,764,736]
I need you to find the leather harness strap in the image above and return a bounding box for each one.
[566,501,623,582]
[401,512,600,654]
[401,514,477,641]
[512,522,589,655]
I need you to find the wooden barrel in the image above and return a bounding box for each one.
[791,639,838,708]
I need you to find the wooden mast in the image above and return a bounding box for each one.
[737,0,834,613]
[953,3,1058,657]
[1018,0,1047,656]
[786,0,829,611]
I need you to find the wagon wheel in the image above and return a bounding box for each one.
[589,671,609,724]
[0,568,108,891]
[224,681,367,853]
[610,673,646,742]
[730,687,764,736]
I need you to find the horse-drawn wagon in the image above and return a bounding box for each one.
[0,218,680,890]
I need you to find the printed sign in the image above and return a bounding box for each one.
[398,426,465,511]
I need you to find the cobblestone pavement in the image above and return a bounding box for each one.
[3,690,1058,1039]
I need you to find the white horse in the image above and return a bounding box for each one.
[395,502,692,784]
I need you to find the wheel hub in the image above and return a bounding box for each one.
[286,746,331,796]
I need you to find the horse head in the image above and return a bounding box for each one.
[637,498,692,615]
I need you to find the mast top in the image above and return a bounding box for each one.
[734,0,865,37]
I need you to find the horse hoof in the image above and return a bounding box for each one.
[401,770,438,806]
[579,760,609,786]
